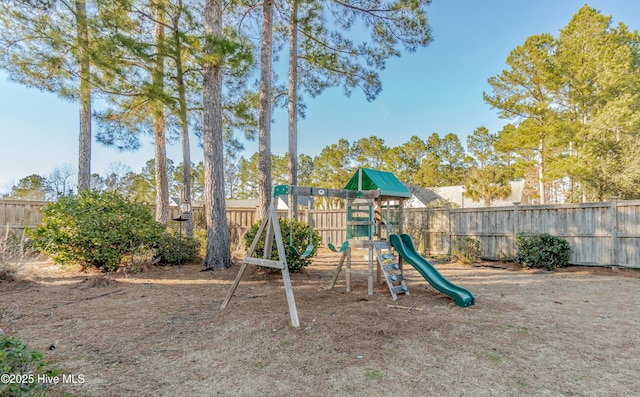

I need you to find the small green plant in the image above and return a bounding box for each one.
[508,324,530,335]
[255,356,269,369]
[364,368,384,381]
[243,218,321,272]
[515,233,572,271]
[153,230,201,265]
[451,236,481,264]
[0,335,57,396]
[479,348,506,364]
[28,191,164,271]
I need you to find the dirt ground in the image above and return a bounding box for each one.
[2,250,640,397]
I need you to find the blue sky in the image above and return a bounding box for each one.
[1,1,639,193]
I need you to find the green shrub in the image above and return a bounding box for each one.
[0,335,56,396]
[153,231,201,265]
[243,218,322,272]
[451,236,481,264]
[515,233,572,271]
[28,191,164,271]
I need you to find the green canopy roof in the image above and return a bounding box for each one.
[344,168,411,198]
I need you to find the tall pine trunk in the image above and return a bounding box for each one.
[154,122,169,223]
[76,0,91,192]
[538,137,545,205]
[287,0,298,219]
[203,0,232,269]
[173,1,193,236]
[153,4,169,224]
[258,0,273,218]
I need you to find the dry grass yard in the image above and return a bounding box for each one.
[2,250,640,396]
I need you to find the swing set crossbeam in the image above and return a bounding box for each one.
[273,185,380,199]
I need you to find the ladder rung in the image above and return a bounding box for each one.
[388,274,404,282]
[371,243,410,298]
[383,263,399,272]
[392,285,409,294]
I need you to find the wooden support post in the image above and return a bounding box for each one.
[512,202,520,259]
[610,197,619,267]
[368,245,374,296]
[221,204,300,327]
[264,216,274,259]
[269,204,299,326]
[246,210,270,255]
[398,199,404,272]
[329,248,349,289]
[346,247,352,292]
[281,264,300,327]
[447,204,452,258]
[221,262,248,309]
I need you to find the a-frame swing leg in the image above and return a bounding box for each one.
[221,208,271,309]
[220,204,300,328]
[269,205,300,327]
[281,264,299,327]
[221,262,248,309]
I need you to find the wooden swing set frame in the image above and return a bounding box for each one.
[221,185,380,327]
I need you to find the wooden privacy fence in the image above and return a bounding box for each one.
[0,200,305,248]
[0,200,261,246]
[2,199,640,268]
[404,199,640,269]
[0,200,48,235]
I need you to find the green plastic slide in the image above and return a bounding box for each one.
[390,234,475,307]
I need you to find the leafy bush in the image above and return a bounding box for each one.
[515,233,572,271]
[0,335,56,396]
[243,218,322,272]
[451,236,481,264]
[153,231,201,265]
[28,191,164,271]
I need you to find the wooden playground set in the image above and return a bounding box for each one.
[222,168,474,327]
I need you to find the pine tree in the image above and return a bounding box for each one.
[464,166,511,207]
[484,33,560,204]
[202,0,232,269]
[257,0,274,218]
[555,5,640,200]
[0,0,107,191]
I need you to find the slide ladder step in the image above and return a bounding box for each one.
[382,263,399,272]
[374,242,409,300]
[392,285,409,295]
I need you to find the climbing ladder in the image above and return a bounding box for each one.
[373,241,409,300]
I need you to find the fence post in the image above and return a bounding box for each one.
[447,204,452,258]
[610,197,619,267]
[512,202,520,259]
